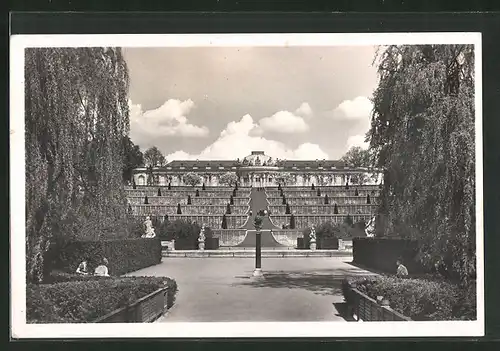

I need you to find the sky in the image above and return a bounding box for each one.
[123,46,380,161]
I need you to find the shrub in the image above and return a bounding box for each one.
[324,194,329,204]
[344,214,353,226]
[27,276,177,323]
[202,183,206,190]
[49,237,162,277]
[157,188,162,196]
[289,214,296,229]
[195,189,200,197]
[229,195,234,205]
[343,276,476,321]
[144,195,149,204]
[187,195,192,205]
[177,203,182,214]
[167,219,200,241]
[226,203,232,214]
[311,184,315,190]
[334,203,339,214]
[168,183,171,190]
[317,188,321,197]
[221,214,228,229]
[285,203,291,214]
[352,237,425,274]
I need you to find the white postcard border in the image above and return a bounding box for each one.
[10,32,484,338]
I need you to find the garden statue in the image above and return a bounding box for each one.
[309,224,317,250]
[142,216,156,238]
[198,225,206,250]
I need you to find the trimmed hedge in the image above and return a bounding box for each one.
[49,237,162,277]
[27,276,177,323]
[353,237,426,274]
[343,276,476,321]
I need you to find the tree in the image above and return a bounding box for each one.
[226,203,232,214]
[317,188,321,197]
[187,195,192,205]
[285,203,291,215]
[282,195,287,205]
[177,203,182,214]
[122,136,144,183]
[157,188,162,196]
[334,203,339,214]
[229,195,234,205]
[144,195,149,204]
[367,194,371,204]
[368,44,475,284]
[340,147,373,185]
[25,47,130,283]
[195,189,200,197]
[221,214,228,229]
[183,172,202,187]
[219,172,238,187]
[143,146,166,167]
[344,214,354,226]
[289,214,296,229]
[324,194,329,205]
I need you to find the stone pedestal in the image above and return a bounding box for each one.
[198,241,205,251]
[310,240,317,251]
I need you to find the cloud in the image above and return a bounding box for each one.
[346,134,369,150]
[165,114,328,161]
[258,110,309,134]
[129,99,209,141]
[332,96,373,121]
[295,102,313,117]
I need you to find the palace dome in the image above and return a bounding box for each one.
[242,151,276,167]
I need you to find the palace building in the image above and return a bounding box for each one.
[132,150,383,188]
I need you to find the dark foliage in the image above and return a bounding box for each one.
[221,214,228,229]
[343,276,475,321]
[176,203,182,214]
[27,276,177,323]
[47,237,162,277]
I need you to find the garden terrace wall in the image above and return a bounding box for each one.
[269,185,381,191]
[212,229,247,246]
[267,196,378,206]
[267,190,380,198]
[352,238,426,274]
[50,238,162,276]
[132,204,249,215]
[139,214,248,229]
[268,204,378,215]
[128,196,250,206]
[270,214,372,229]
[126,189,251,198]
[271,229,302,247]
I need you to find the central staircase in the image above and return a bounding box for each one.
[238,188,283,248]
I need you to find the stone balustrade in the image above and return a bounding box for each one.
[133,214,248,229]
[268,204,377,215]
[266,196,377,206]
[132,204,250,216]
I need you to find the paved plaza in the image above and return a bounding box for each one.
[127,257,375,322]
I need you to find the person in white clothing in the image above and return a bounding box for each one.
[94,258,110,277]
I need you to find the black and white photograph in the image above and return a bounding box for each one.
[10,33,483,338]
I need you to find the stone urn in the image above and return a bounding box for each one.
[198,240,205,251]
[310,240,317,251]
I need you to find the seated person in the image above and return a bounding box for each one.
[94,258,110,277]
[396,258,409,277]
[76,258,90,275]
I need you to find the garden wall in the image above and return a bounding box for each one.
[352,237,426,274]
[49,237,162,276]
